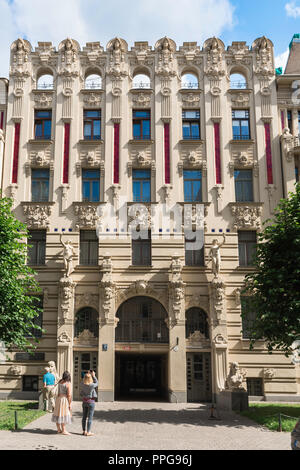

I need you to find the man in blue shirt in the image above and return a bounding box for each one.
[43,367,56,412]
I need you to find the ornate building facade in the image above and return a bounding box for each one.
[0,36,299,404]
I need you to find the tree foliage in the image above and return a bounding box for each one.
[242,184,300,356]
[0,195,42,351]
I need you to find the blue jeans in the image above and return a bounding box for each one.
[82,401,95,433]
[291,439,300,450]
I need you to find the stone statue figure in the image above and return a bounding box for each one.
[48,360,59,383]
[60,234,75,278]
[209,233,226,278]
[227,362,247,390]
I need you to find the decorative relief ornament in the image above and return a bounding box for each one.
[178,42,201,65]
[34,92,53,107]
[75,292,98,309]
[60,235,75,278]
[210,86,221,97]
[227,362,247,391]
[181,93,201,107]
[82,41,104,63]
[253,36,274,77]
[111,87,122,97]
[132,92,151,107]
[23,204,52,230]
[74,204,101,230]
[83,92,102,107]
[131,41,152,65]
[264,368,275,379]
[9,366,23,376]
[107,37,128,78]
[209,234,226,278]
[227,41,251,66]
[58,332,71,343]
[230,204,262,231]
[35,41,56,65]
[10,38,31,76]
[231,93,250,107]
[210,277,226,324]
[155,37,176,77]
[281,128,295,162]
[58,38,80,76]
[214,334,228,346]
[161,87,171,97]
[75,330,97,345]
[204,37,225,77]
[59,276,76,322]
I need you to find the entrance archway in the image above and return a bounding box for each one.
[115,296,169,400]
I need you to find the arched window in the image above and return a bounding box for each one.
[132,73,151,89]
[230,73,247,90]
[37,74,54,90]
[181,73,199,89]
[116,296,168,343]
[75,307,99,338]
[186,308,209,339]
[85,74,102,90]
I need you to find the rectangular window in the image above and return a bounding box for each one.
[185,231,205,266]
[27,230,46,266]
[184,170,202,202]
[132,169,151,202]
[34,110,52,140]
[27,296,43,338]
[287,110,293,134]
[31,169,50,202]
[182,110,200,140]
[234,169,254,202]
[238,231,257,267]
[132,231,151,266]
[298,111,300,136]
[247,378,263,396]
[22,376,39,392]
[83,110,101,140]
[79,230,99,266]
[82,169,100,202]
[296,165,299,183]
[241,297,256,339]
[232,110,250,140]
[133,110,150,140]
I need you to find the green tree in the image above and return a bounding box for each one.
[242,184,300,356]
[0,195,42,351]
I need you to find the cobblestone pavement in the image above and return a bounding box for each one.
[0,401,291,450]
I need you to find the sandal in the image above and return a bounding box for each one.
[86,432,94,436]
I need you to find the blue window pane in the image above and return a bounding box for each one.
[133,111,150,118]
[44,120,51,139]
[35,123,43,138]
[36,111,51,118]
[83,169,100,179]
[184,181,192,202]
[183,123,191,138]
[184,170,201,180]
[133,181,141,202]
[193,181,202,202]
[85,110,100,118]
[133,170,151,179]
[92,181,100,201]
[133,123,141,138]
[142,181,151,202]
[32,169,49,178]
[93,120,101,138]
[191,123,200,138]
[83,181,90,201]
[84,123,92,139]
[142,120,150,138]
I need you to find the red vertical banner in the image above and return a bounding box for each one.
[113,123,120,184]
[0,111,4,130]
[164,123,170,184]
[12,122,21,184]
[214,122,222,185]
[264,122,273,185]
[63,123,70,184]
[281,111,285,132]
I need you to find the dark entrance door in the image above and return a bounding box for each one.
[117,355,164,400]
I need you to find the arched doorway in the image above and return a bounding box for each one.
[73,307,99,400]
[115,296,169,401]
[186,308,212,403]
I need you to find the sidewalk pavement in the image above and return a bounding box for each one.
[0,401,291,451]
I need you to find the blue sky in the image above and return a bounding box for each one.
[1,0,300,77]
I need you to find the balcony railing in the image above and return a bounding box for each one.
[84,78,102,90]
[37,83,54,90]
[116,319,169,343]
[181,82,199,89]
[230,81,247,90]
[132,81,151,89]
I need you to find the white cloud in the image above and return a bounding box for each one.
[285,1,300,18]
[275,48,290,70]
[0,0,235,77]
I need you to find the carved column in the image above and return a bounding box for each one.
[98,254,116,401]
[57,277,76,377]
[167,255,187,403]
[281,130,298,195]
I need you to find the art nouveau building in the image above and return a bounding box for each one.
[0,35,299,404]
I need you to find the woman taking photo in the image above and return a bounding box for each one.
[52,371,72,435]
[80,370,98,436]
